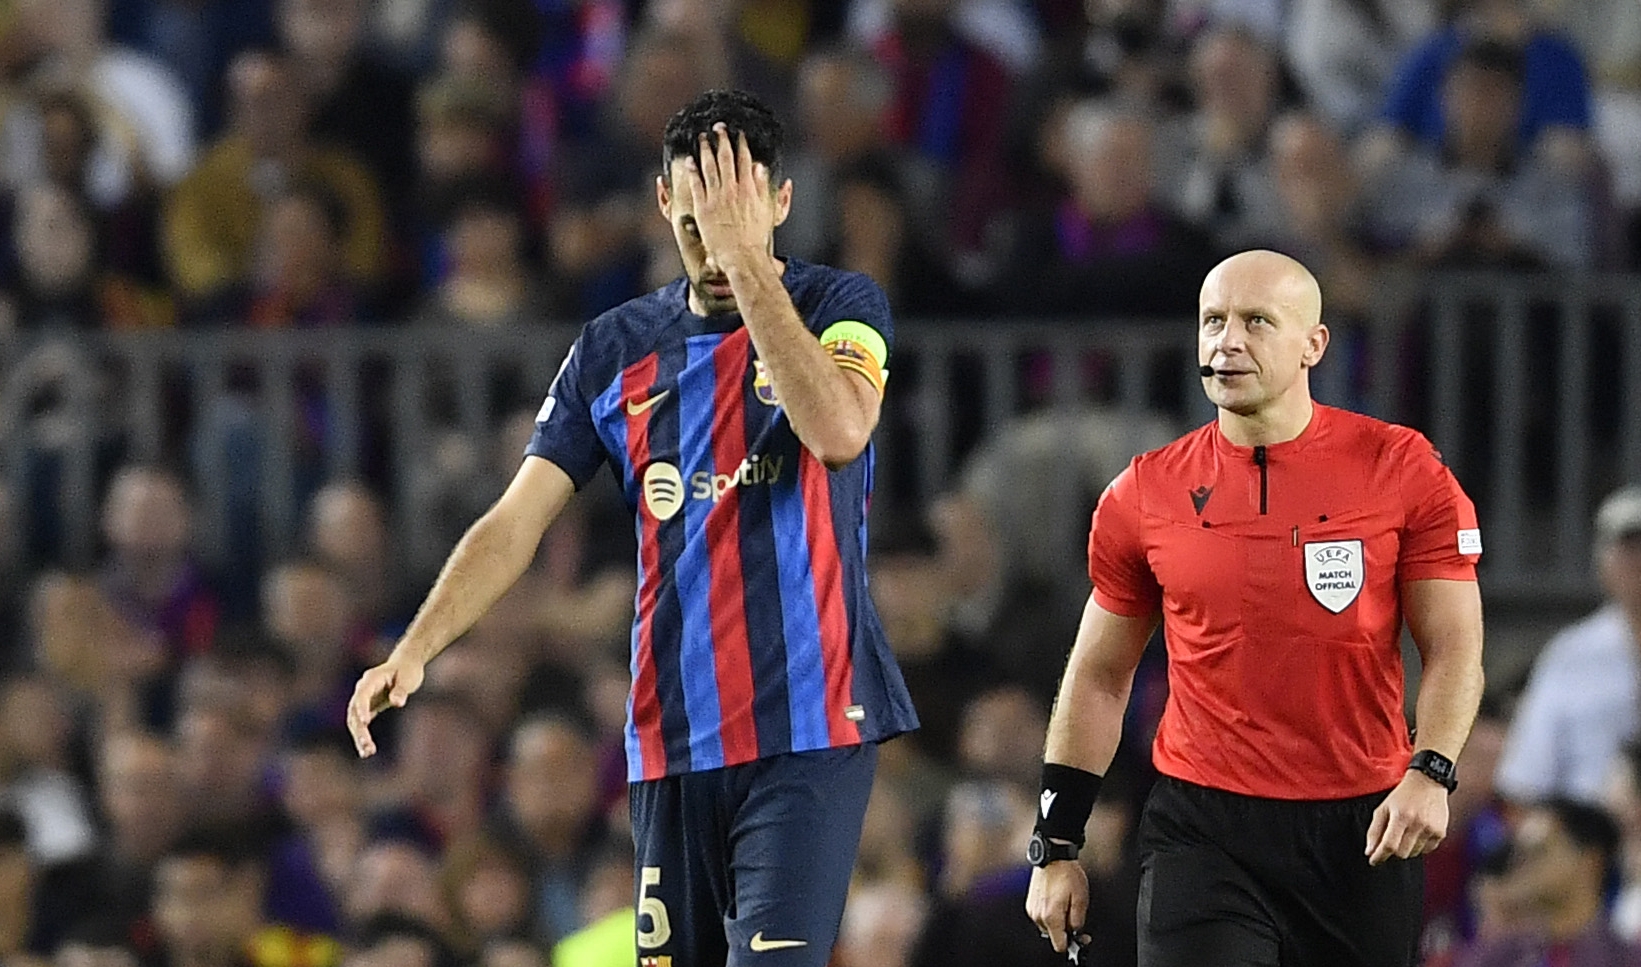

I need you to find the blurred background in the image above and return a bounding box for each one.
[0,0,1640,964]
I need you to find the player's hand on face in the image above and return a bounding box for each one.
[345,654,425,758]
[1365,770,1450,866]
[682,124,775,271]
[1027,859,1091,955]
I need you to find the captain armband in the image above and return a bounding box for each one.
[1035,762,1103,846]
[819,320,888,394]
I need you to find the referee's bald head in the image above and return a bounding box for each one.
[1200,250,1323,329]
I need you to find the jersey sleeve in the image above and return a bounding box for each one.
[1087,461,1161,617]
[525,334,606,488]
[815,272,892,395]
[1397,433,1482,582]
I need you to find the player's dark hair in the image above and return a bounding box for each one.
[661,89,785,186]
[1453,38,1527,85]
[1544,797,1622,865]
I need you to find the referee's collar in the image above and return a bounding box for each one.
[1212,403,1327,458]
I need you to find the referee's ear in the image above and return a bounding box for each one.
[1301,322,1330,369]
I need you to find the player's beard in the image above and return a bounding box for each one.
[691,273,738,314]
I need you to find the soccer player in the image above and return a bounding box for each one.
[345,89,918,966]
[1025,250,1486,967]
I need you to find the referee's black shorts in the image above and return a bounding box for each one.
[1136,776,1423,967]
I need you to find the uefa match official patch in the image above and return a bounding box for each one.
[1458,529,1483,555]
[1305,540,1364,613]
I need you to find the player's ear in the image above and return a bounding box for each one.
[772,178,793,228]
[656,174,672,220]
[1302,323,1330,368]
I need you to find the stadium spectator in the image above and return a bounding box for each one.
[51,918,142,967]
[910,781,1073,967]
[955,685,1046,789]
[1166,23,1290,252]
[781,47,939,266]
[98,466,220,663]
[0,675,97,867]
[821,156,971,317]
[372,691,492,854]
[493,715,605,945]
[410,75,519,288]
[344,913,453,967]
[1607,742,1641,942]
[262,562,360,734]
[1283,0,1436,136]
[103,0,275,135]
[1,185,105,332]
[547,28,707,316]
[343,836,452,937]
[437,833,533,951]
[0,0,195,208]
[172,703,279,833]
[151,830,341,967]
[81,732,185,936]
[849,0,1043,77]
[0,806,39,962]
[197,183,370,328]
[1366,37,1596,269]
[1010,104,1218,320]
[1496,486,1641,805]
[412,179,562,330]
[267,729,362,934]
[26,575,166,729]
[305,482,404,640]
[1453,800,1631,967]
[863,0,1017,272]
[1546,0,1641,210]
[163,50,386,305]
[277,0,416,222]
[1367,0,1593,170]
[836,880,928,967]
[1422,703,1515,963]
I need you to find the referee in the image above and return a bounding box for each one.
[1026,250,1486,966]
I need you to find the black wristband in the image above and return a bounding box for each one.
[1035,763,1103,846]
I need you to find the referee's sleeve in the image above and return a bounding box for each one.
[526,334,606,488]
[1397,432,1482,583]
[1087,461,1161,617]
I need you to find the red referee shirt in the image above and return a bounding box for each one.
[1089,404,1481,800]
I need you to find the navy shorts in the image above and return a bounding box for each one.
[629,743,878,967]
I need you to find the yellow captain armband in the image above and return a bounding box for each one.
[819,320,888,394]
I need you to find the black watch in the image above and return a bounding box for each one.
[1409,749,1458,793]
[1027,830,1080,868]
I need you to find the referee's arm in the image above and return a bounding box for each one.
[1028,594,1157,954]
[1364,578,1485,865]
[1043,594,1159,775]
[1402,578,1486,765]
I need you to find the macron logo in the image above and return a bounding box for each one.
[1040,789,1058,819]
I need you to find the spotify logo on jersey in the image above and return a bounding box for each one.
[643,462,685,520]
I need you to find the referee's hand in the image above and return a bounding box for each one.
[1365,771,1450,866]
[1027,858,1090,955]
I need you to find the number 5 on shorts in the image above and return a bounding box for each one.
[637,866,672,949]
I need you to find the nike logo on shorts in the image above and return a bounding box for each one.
[749,932,808,952]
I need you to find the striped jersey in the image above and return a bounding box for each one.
[527,259,919,781]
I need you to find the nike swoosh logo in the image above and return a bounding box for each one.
[625,390,670,416]
[749,933,808,952]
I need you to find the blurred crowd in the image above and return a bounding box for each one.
[2,0,1641,966]
[0,0,1635,336]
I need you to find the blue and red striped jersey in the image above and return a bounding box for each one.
[527,259,919,781]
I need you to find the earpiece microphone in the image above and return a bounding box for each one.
[1198,364,1216,378]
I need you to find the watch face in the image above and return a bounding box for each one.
[1027,834,1046,866]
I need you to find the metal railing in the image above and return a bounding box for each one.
[3,270,1638,603]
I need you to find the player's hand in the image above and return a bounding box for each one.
[682,123,776,272]
[1027,858,1090,955]
[1365,770,1449,865]
[346,653,425,758]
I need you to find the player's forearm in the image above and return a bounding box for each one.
[391,510,542,666]
[724,257,874,465]
[1411,639,1485,761]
